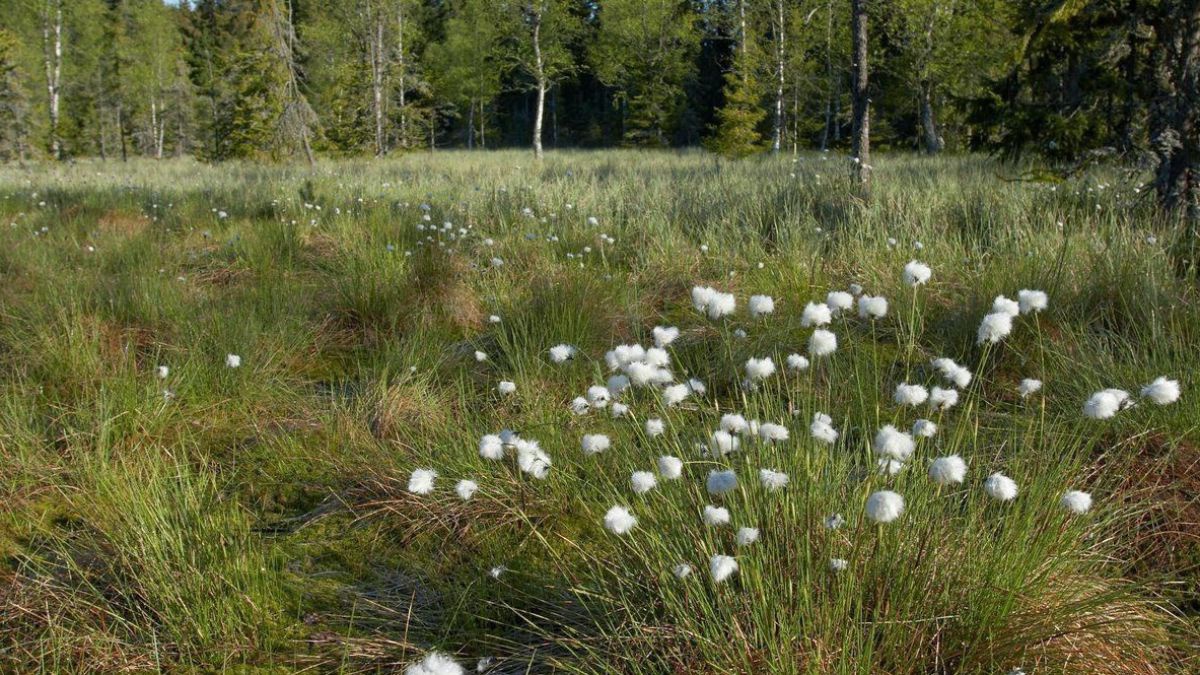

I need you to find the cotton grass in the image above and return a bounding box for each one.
[866,490,905,524]
[604,506,638,534]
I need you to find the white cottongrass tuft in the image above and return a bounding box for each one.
[809,329,838,357]
[748,294,775,317]
[156,365,169,379]
[984,473,1018,501]
[581,434,611,455]
[709,554,738,583]
[736,527,760,547]
[631,471,658,495]
[903,260,932,286]
[604,506,638,534]
[801,301,833,328]
[759,468,790,491]
[662,383,690,406]
[497,380,517,395]
[673,563,693,579]
[865,490,906,524]
[645,418,665,437]
[786,353,810,371]
[829,558,849,572]
[405,651,463,675]
[824,513,845,529]
[873,425,915,461]
[912,419,938,438]
[474,350,488,362]
[877,458,905,476]
[893,383,929,406]
[586,385,611,408]
[1060,490,1093,515]
[515,439,551,479]
[977,312,1013,344]
[826,291,854,314]
[549,344,577,363]
[1019,378,1043,397]
[991,295,1020,317]
[931,357,972,388]
[758,422,789,442]
[929,386,959,410]
[1017,289,1048,314]
[709,430,741,456]
[610,402,630,418]
[1083,389,1131,419]
[408,469,437,495]
[928,455,967,485]
[456,479,478,501]
[719,413,749,434]
[811,412,839,444]
[690,287,736,319]
[570,396,590,415]
[1141,376,1180,405]
[607,374,631,396]
[745,357,776,381]
[858,295,888,319]
[658,455,684,480]
[479,434,504,460]
[687,378,707,395]
[703,505,731,526]
[225,353,241,368]
[652,325,680,347]
[706,469,738,494]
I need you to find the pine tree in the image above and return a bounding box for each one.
[707,0,765,158]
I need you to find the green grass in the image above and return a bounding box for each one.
[0,150,1197,673]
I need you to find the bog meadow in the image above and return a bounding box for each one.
[1,1,1199,674]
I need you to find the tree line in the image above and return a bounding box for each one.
[0,1,1195,212]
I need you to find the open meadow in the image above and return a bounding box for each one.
[0,151,1197,673]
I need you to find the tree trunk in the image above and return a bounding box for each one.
[1153,0,1200,221]
[42,0,63,160]
[531,9,545,159]
[467,99,474,149]
[117,104,127,162]
[370,3,385,156]
[772,0,786,153]
[850,0,871,191]
[397,2,407,150]
[919,81,941,154]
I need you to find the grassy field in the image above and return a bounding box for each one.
[0,151,1197,674]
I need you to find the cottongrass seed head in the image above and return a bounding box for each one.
[826,290,853,314]
[736,527,760,547]
[581,434,611,455]
[929,386,959,410]
[604,505,638,534]
[455,479,478,500]
[991,295,1020,317]
[1018,289,1048,314]
[894,383,929,406]
[225,353,241,368]
[1084,389,1131,419]
[873,425,915,461]
[801,301,833,327]
[497,380,517,395]
[977,312,1013,344]
[748,294,775,317]
[673,563,693,579]
[709,554,739,583]
[645,418,665,437]
[408,469,437,495]
[912,419,938,438]
[985,473,1018,501]
[631,471,657,495]
[928,455,967,485]
[710,430,741,456]
[652,325,680,347]
[1019,378,1043,397]
[405,651,463,675]
[866,490,906,524]
[658,455,684,480]
[549,344,577,363]
[858,295,888,319]
[479,434,504,460]
[1141,376,1180,405]
[786,353,810,371]
[1061,490,1093,515]
[745,357,776,381]
[706,469,738,494]
[758,422,789,442]
[903,260,932,286]
[703,505,731,526]
[759,468,789,491]
[809,329,838,357]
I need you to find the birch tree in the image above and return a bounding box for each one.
[502,0,580,159]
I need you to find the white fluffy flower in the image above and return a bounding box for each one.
[515,439,551,479]
[720,413,749,434]
[1141,376,1180,405]
[703,504,731,526]
[479,435,504,460]
[893,383,929,406]
[631,471,658,495]
[758,422,789,442]
[644,347,671,367]
[1060,490,1093,515]
[877,458,905,475]
[709,554,738,583]
[759,469,789,491]
[225,353,241,368]
[735,527,760,547]
[610,402,630,418]
[662,383,689,406]
[977,312,1013,344]
[826,291,853,314]
[903,260,932,286]
[984,473,1018,501]
[706,469,738,494]
[605,344,646,371]
[745,357,776,381]
[456,479,478,500]
[865,490,905,524]
[604,505,638,534]
[607,374,631,396]
[581,434,611,455]
[811,412,839,444]
[549,344,577,363]
[497,380,517,395]
[929,386,959,410]
[829,558,849,572]
[931,357,972,388]
[748,294,775,317]
[570,396,590,415]
[156,365,169,379]
[801,302,832,328]
[405,651,463,675]
[809,329,837,357]
[912,419,938,438]
[928,455,967,485]
[691,286,716,312]
[709,430,741,456]
[824,513,845,529]
[1019,378,1042,397]
[408,469,437,495]
[645,418,665,437]
[474,350,488,362]
[673,563,693,578]
[687,378,707,395]
[586,385,611,408]
[991,295,1020,317]
[658,455,683,480]
[652,325,680,347]
[786,353,810,371]
[1017,289,1048,314]
[858,295,888,319]
[1083,389,1131,419]
[873,425,915,461]
[694,289,736,319]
